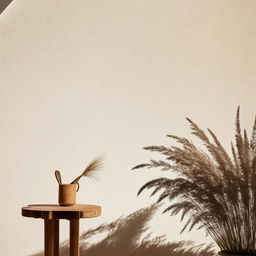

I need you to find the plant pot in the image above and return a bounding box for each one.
[58,184,76,206]
[218,251,256,256]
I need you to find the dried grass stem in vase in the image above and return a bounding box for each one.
[71,156,104,191]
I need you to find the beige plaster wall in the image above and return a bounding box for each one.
[0,0,256,255]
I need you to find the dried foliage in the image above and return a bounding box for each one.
[54,156,103,191]
[71,156,104,191]
[133,107,256,254]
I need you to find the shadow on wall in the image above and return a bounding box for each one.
[31,204,216,256]
[0,0,13,14]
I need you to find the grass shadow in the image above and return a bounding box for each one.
[31,204,216,256]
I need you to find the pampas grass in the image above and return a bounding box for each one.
[71,156,104,191]
[54,156,103,191]
[133,107,256,254]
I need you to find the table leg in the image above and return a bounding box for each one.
[53,219,59,256]
[44,219,54,256]
[44,219,59,256]
[69,219,80,256]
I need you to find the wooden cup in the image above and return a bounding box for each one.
[58,184,76,206]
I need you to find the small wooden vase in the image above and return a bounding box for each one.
[58,184,76,206]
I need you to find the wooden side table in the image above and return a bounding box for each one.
[22,204,101,256]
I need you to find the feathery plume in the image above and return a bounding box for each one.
[133,107,256,254]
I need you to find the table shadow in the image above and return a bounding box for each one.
[31,204,216,256]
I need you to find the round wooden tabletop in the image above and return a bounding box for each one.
[22,204,101,219]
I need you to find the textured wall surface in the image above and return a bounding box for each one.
[1,1,256,255]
